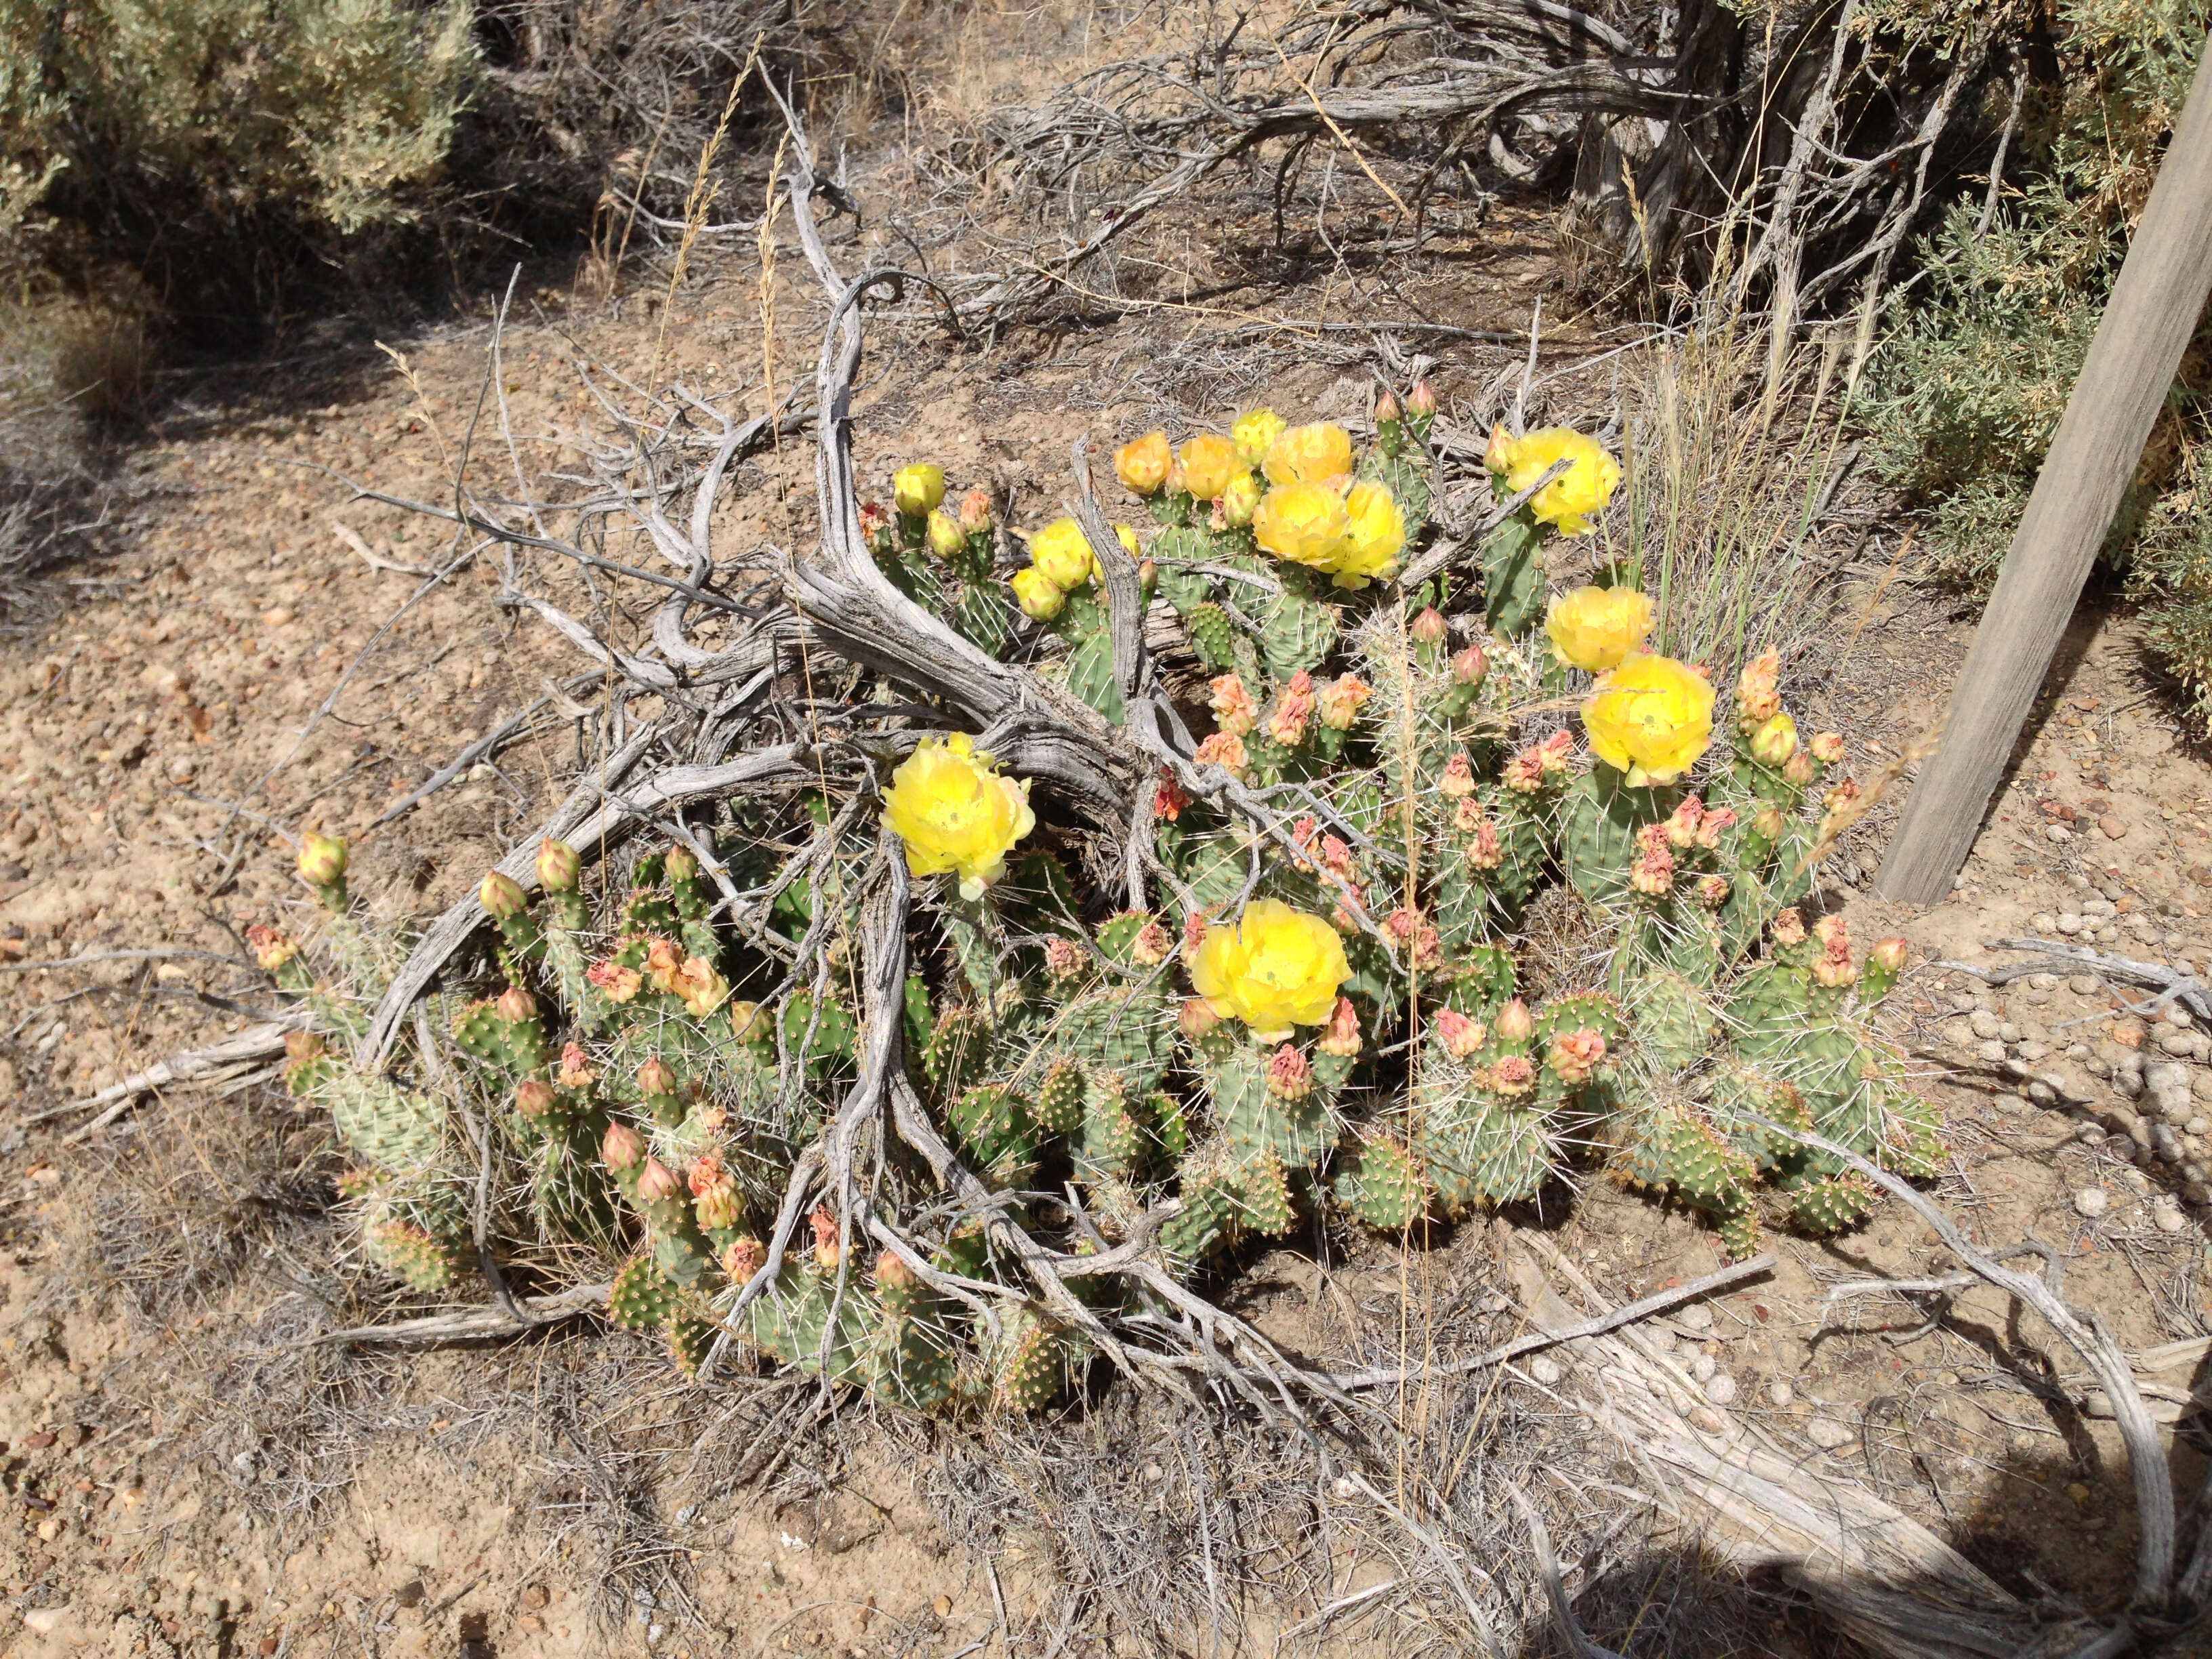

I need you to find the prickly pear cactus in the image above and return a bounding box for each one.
[249,392,1934,1417]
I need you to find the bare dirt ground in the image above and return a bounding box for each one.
[2,190,2208,1655]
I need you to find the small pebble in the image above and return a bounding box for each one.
[2048,824,2072,844]
[1528,1355,1562,1386]
[2057,912,2085,934]
[1704,1373,1738,1406]
[1690,1352,1718,1384]
[1676,1305,1713,1333]
[1766,1380,1794,1408]
[1806,1416,1852,1450]
[1687,1406,1725,1433]
[2102,817,2129,840]
[2154,1203,2187,1235]
[2073,1187,2110,1218]
[2068,974,2101,995]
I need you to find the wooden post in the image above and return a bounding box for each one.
[1875,30,2212,905]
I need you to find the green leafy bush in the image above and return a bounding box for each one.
[1861,0,2212,714]
[1,0,476,253]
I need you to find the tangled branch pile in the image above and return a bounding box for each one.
[230,127,1945,1423]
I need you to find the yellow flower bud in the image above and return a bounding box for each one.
[1263,421,1355,487]
[296,830,348,889]
[1580,654,1715,787]
[1220,470,1261,527]
[1028,518,1094,589]
[1010,566,1065,621]
[1177,434,1246,502]
[1115,523,1141,560]
[1187,897,1350,1042]
[1750,712,1799,767]
[882,733,1036,901]
[1544,584,1654,672]
[1501,428,1621,536]
[1115,430,1172,495]
[1334,480,1404,589]
[1251,481,1350,572]
[893,463,945,518]
[1232,407,1287,468]
[926,508,964,560]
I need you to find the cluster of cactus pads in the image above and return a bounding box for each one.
[254,386,1939,1410]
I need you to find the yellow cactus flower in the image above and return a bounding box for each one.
[893,463,945,518]
[1581,655,1715,787]
[1113,523,1141,560]
[1233,407,1287,468]
[1010,566,1065,621]
[1115,430,1172,495]
[1188,898,1351,1041]
[1498,428,1620,536]
[1263,421,1355,487]
[882,733,1036,899]
[1028,518,1094,590]
[1251,482,1351,572]
[1333,480,1404,589]
[1544,584,1654,672]
[1178,433,1246,502]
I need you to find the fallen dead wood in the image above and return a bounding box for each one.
[307,1282,609,1347]
[24,1017,312,1139]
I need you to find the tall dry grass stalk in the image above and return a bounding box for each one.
[1606,319,1857,678]
[647,39,762,388]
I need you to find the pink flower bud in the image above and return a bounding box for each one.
[1451,644,1488,687]
[1407,380,1437,419]
[638,1058,678,1099]
[1266,1044,1314,1101]
[1319,996,1362,1058]
[1179,996,1222,1041]
[1869,936,1909,973]
[1435,1006,1486,1059]
[958,487,994,537]
[558,1042,596,1088]
[664,844,698,884]
[1375,389,1400,425]
[637,1158,682,1203]
[602,1120,646,1170]
[515,1080,556,1120]
[1410,607,1449,647]
[1809,731,1845,765]
[495,985,537,1023]
[1496,998,1534,1044]
[1546,1028,1606,1085]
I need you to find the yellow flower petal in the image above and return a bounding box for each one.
[1252,482,1351,573]
[1544,585,1653,671]
[1187,898,1349,1039]
[893,464,945,518]
[1502,428,1620,536]
[883,734,1036,893]
[1581,655,1715,787]
[1262,422,1354,487]
[1028,518,1094,590]
[1178,433,1246,502]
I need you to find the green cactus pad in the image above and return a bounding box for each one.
[666,1314,718,1377]
[1063,626,1125,724]
[363,1215,468,1294]
[1563,766,1676,912]
[1186,601,1240,672]
[1614,1099,1756,1211]
[1035,1059,1087,1135]
[1479,511,1545,636]
[1334,1136,1430,1232]
[327,1073,449,1172]
[1258,588,1336,682]
[1229,1152,1296,1237]
[1075,1076,1145,1182]
[993,1313,1068,1413]
[1788,1172,1877,1234]
[948,1085,1038,1186]
[1715,1206,1764,1261]
[608,1255,681,1332]
[1208,1046,1334,1169]
[1160,1173,1239,1267]
[1625,970,1715,1073]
